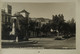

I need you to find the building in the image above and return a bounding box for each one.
[35,18,50,27]
[1,4,30,41]
[1,5,12,40]
[11,9,30,41]
[2,4,53,40]
[28,17,51,37]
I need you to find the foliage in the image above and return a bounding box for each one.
[51,14,76,35]
[52,14,65,33]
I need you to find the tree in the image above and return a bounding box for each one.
[29,20,39,37]
[2,23,12,40]
[41,23,51,37]
[14,12,30,41]
[52,14,65,36]
[18,18,29,41]
[62,18,76,36]
[68,18,76,34]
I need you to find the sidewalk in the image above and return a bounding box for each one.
[2,40,15,42]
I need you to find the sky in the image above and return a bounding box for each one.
[2,2,76,21]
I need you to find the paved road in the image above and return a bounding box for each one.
[29,37,76,49]
[2,37,76,49]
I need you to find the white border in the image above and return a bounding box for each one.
[1,0,76,2]
[0,0,79,54]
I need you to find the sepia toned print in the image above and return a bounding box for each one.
[1,2,76,49]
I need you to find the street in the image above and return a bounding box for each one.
[2,37,76,49]
[29,37,75,49]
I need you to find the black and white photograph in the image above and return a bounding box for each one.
[1,2,76,50]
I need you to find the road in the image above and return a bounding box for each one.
[2,37,76,49]
[29,37,76,49]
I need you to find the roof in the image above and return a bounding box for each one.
[20,9,30,14]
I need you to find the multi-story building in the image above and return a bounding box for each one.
[1,5,12,40]
[10,9,30,41]
[1,4,30,41]
[1,4,52,40]
[28,17,51,37]
[35,18,50,27]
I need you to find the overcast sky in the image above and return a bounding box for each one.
[2,2,76,21]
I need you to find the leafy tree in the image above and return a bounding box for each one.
[67,18,76,34]
[41,23,51,37]
[52,14,65,36]
[18,18,29,41]
[29,20,36,37]
[29,20,41,37]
